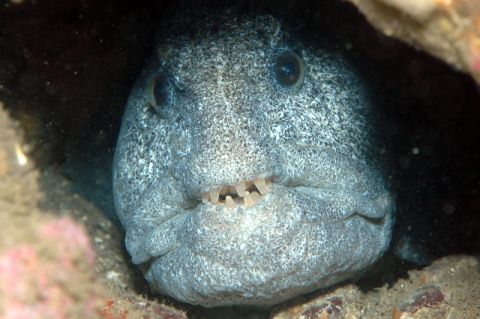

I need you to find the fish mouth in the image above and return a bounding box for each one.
[144,173,394,307]
[199,177,274,209]
[125,172,392,267]
[193,175,390,224]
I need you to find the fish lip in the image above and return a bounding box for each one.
[141,180,394,298]
[187,178,391,224]
[128,176,392,265]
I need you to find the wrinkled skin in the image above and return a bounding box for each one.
[113,10,395,307]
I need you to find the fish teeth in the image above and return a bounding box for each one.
[235,181,245,197]
[244,191,254,208]
[225,195,235,208]
[201,177,272,208]
[201,192,209,203]
[254,178,268,195]
[250,191,261,204]
[210,188,220,203]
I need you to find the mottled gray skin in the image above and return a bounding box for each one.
[113,11,395,307]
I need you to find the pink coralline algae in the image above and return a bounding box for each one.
[0,217,103,319]
[39,216,96,267]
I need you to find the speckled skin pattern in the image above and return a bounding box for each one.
[113,10,395,307]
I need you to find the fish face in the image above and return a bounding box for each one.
[113,12,394,307]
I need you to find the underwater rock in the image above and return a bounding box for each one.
[100,298,187,319]
[393,285,445,319]
[0,104,106,318]
[273,255,480,319]
[347,0,480,85]
[113,8,395,307]
[0,218,101,319]
[297,296,344,319]
[0,101,188,319]
[271,285,362,319]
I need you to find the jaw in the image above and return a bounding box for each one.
[142,181,394,307]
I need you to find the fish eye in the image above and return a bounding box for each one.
[147,74,173,114]
[274,52,305,89]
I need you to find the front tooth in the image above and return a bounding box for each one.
[201,192,209,203]
[244,191,254,208]
[251,191,261,204]
[225,195,235,208]
[210,189,220,203]
[254,178,268,195]
[235,181,245,197]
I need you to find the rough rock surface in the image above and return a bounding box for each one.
[272,255,480,319]
[347,0,480,84]
[0,102,104,319]
[0,102,187,319]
